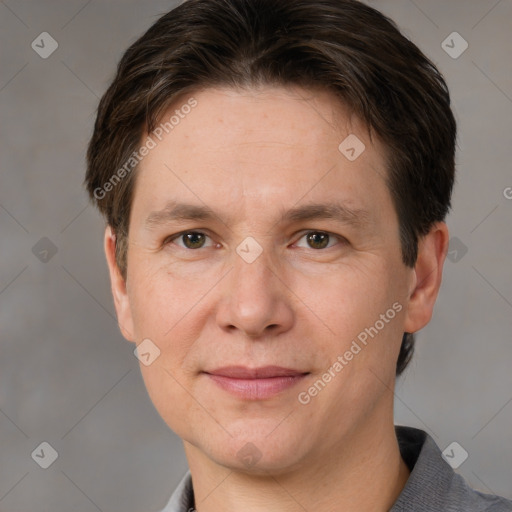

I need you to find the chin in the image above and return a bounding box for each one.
[208,426,310,476]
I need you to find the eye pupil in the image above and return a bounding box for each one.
[183,232,205,249]
[307,232,329,249]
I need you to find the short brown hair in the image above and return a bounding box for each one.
[85,0,456,376]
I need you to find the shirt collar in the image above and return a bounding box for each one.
[160,469,194,512]
[390,426,453,511]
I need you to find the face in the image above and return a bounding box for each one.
[105,86,445,474]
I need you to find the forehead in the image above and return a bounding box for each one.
[131,86,393,228]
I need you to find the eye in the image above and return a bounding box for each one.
[294,231,344,250]
[165,231,215,249]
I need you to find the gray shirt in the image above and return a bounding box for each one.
[159,426,512,511]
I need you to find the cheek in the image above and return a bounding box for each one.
[127,257,215,341]
[139,358,204,441]
[296,261,388,330]
[297,259,406,376]
[127,262,210,436]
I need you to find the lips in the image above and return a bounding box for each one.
[205,365,307,379]
[203,366,309,400]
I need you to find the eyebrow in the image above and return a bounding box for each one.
[144,201,371,230]
[281,202,370,227]
[145,203,218,229]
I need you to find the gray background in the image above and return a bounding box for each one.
[1,0,511,510]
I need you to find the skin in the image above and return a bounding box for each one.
[104,86,449,512]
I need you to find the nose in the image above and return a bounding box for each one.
[215,243,294,339]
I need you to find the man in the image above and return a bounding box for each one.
[85,0,512,510]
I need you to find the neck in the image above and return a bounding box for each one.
[183,407,410,512]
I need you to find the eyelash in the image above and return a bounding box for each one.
[163,230,346,250]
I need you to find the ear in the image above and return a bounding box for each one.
[403,222,449,334]
[104,225,136,342]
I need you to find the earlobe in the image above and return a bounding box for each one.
[104,225,136,342]
[403,222,449,334]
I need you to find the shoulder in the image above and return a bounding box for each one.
[392,426,512,512]
[447,472,512,511]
